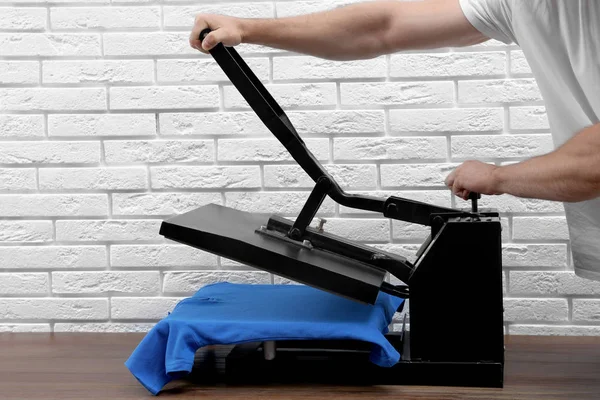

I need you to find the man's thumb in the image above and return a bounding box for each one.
[202,31,222,50]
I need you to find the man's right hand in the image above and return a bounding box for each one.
[189,14,245,54]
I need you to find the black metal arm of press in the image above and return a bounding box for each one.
[199,29,471,227]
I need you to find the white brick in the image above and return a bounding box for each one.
[110,86,218,110]
[224,83,336,109]
[501,218,510,242]
[451,134,553,159]
[334,137,447,161]
[0,142,100,165]
[573,300,600,322]
[39,167,147,190]
[110,244,218,268]
[0,61,39,84]
[288,111,385,135]
[43,60,154,84]
[0,88,106,112]
[111,297,181,320]
[341,82,454,106]
[273,276,302,285]
[512,217,569,240]
[0,246,107,270]
[510,271,600,295]
[0,0,107,3]
[0,194,108,217]
[225,191,336,215]
[52,271,159,294]
[0,169,36,191]
[458,79,542,103]
[502,244,568,268]
[510,106,549,130]
[48,114,156,137]
[0,324,50,333]
[50,7,160,29]
[218,138,328,162]
[158,58,269,83]
[276,0,362,17]
[0,273,48,295]
[105,140,214,164]
[392,221,430,241]
[389,108,503,133]
[163,3,273,28]
[273,56,386,80]
[54,323,154,333]
[390,52,506,77]
[510,50,531,74]
[112,193,221,216]
[478,194,564,213]
[56,220,162,242]
[151,166,260,189]
[317,218,390,242]
[339,190,452,214]
[159,112,269,136]
[0,298,108,320]
[0,115,44,138]
[503,298,568,322]
[0,221,53,242]
[381,163,458,188]
[510,325,600,336]
[219,257,257,269]
[163,271,271,294]
[159,111,385,136]
[0,8,46,30]
[0,33,101,56]
[103,32,195,56]
[371,243,421,264]
[264,164,377,189]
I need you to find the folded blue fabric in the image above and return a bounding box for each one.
[125,282,404,395]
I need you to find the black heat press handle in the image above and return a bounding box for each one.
[198,29,326,182]
[198,29,478,225]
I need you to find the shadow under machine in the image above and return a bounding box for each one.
[159,30,505,388]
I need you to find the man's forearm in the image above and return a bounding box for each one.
[193,0,486,60]
[493,123,600,202]
[240,1,397,60]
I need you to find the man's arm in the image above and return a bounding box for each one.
[190,0,488,60]
[445,123,600,203]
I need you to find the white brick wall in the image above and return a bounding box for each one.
[0,0,589,337]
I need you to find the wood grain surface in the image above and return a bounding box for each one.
[1,333,599,399]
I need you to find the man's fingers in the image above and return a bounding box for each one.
[451,178,469,201]
[190,27,208,52]
[445,169,456,188]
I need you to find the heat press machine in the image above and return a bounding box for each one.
[159,29,505,388]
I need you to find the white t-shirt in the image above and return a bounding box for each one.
[459,0,600,280]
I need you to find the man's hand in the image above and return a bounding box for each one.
[445,123,600,203]
[189,14,245,53]
[445,160,502,200]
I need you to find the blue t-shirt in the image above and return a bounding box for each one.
[125,282,404,395]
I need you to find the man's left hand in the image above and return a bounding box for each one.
[444,160,502,200]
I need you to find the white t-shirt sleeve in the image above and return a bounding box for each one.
[459,0,516,44]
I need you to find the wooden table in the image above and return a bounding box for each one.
[1,334,599,399]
